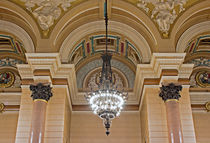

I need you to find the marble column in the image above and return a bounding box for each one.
[159,83,183,143]
[29,83,53,143]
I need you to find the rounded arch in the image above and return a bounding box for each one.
[50,0,100,45]
[59,20,152,63]
[0,0,41,39]
[0,20,35,52]
[51,0,158,54]
[171,0,210,50]
[176,21,210,53]
[111,0,160,45]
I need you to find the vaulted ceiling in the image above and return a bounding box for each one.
[0,0,210,107]
[0,0,209,55]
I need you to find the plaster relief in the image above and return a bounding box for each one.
[20,0,75,31]
[137,0,188,37]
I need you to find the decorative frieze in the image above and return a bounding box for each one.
[159,83,182,101]
[0,58,24,68]
[30,83,53,102]
[188,58,210,68]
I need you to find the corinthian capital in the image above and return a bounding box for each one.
[30,83,53,102]
[159,83,182,102]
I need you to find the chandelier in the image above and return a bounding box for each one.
[85,0,128,136]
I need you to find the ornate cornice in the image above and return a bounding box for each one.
[159,83,182,102]
[30,83,53,102]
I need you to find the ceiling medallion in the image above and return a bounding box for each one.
[0,72,15,88]
[20,0,75,34]
[85,0,127,136]
[195,71,210,88]
[205,102,210,112]
[137,0,189,38]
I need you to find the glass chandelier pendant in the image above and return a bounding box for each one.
[85,0,128,136]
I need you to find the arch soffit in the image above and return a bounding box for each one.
[176,21,210,53]
[0,9,37,48]
[111,9,156,52]
[171,0,210,47]
[111,0,160,45]
[50,0,99,43]
[0,20,35,53]
[0,0,41,40]
[59,20,152,63]
[53,12,156,53]
[51,0,158,52]
[175,10,210,52]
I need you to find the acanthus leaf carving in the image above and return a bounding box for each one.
[30,83,53,101]
[159,83,182,101]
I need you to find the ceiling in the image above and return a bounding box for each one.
[0,0,210,110]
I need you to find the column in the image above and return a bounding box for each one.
[159,83,183,143]
[29,83,53,143]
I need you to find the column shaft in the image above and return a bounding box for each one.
[29,100,47,143]
[165,100,183,143]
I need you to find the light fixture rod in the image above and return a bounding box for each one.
[104,0,108,54]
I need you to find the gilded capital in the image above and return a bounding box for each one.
[30,83,53,102]
[159,83,182,102]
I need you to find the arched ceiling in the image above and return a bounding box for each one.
[0,0,209,107]
[0,0,209,60]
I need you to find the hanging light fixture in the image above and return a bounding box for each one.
[85,0,128,136]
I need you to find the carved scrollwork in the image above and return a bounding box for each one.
[159,83,182,102]
[30,83,53,102]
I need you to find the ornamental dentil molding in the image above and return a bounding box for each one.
[20,0,75,31]
[137,0,188,37]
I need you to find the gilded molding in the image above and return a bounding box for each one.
[34,99,48,103]
[205,102,210,112]
[0,103,5,113]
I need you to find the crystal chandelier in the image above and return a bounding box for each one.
[85,0,128,136]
